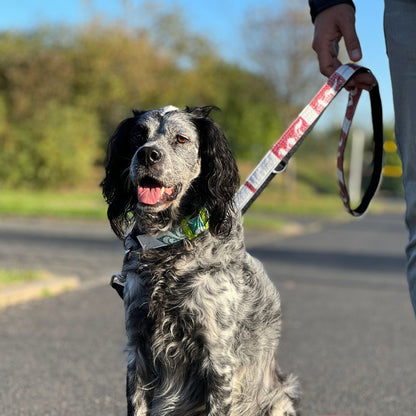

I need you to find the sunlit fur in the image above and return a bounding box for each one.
[102,106,300,415]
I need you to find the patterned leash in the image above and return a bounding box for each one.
[110,64,383,297]
[122,64,383,253]
[235,63,383,216]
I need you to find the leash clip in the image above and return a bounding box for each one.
[272,161,288,175]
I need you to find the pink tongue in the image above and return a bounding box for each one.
[138,186,163,205]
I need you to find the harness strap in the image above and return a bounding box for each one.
[235,63,383,215]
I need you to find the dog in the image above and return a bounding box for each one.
[102,106,299,416]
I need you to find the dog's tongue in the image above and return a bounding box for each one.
[138,186,163,205]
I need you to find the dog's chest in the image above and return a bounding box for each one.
[124,254,201,356]
[150,262,206,356]
[128,247,240,367]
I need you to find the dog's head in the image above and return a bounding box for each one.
[101,106,239,240]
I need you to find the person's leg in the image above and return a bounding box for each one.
[385,0,416,315]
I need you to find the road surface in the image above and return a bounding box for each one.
[0,211,415,415]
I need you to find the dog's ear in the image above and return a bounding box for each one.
[188,107,240,237]
[101,114,140,239]
[185,106,219,119]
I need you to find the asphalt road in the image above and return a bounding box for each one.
[0,211,415,416]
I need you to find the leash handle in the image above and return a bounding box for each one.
[235,63,383,216]
[337,81,383,216]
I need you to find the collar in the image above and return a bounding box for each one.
[132,208,209,251]
[111,209,209,299]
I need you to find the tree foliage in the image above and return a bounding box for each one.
[0,3,398,199]
[243,0,321,124]
[0,11,286,189]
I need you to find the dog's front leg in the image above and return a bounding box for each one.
[126,371,136,416]
[206,361,233,416]
[124,269,153,416]
[126,365,150,416]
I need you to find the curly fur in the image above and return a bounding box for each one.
[102,106,300,415]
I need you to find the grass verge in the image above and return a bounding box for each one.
[0,269,49,289]
[0,160,398,223]
[0,189,107,219]
[0,170,346,222]
[0,269,80,309]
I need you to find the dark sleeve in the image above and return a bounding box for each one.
[309,0,355,22]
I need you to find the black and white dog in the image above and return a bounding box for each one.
[102,106,299,415]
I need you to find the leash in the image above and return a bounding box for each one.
[110,63,383,299]
[124,65,383,251]
[235,63,383,216]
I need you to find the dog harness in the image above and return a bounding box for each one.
[111,63,383,299]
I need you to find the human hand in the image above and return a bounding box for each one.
[312,4,376,91]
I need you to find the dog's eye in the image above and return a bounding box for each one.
[176,134,189,144]
[131,126,148,144]
[131,135,143,143]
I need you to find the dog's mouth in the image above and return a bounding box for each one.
[137,176,181,207]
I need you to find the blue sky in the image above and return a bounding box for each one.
[0,0,392,124]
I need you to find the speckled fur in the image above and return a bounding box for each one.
[102,106,300,416]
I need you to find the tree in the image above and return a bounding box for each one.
[0,5,289,188]
[0,30,101,188]
[243,0,322,124]
[185,58,284,160]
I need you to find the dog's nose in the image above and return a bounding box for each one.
[137,146,163,166]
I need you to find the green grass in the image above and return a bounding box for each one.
[0,269,49,289]
[238,161,345,219]
[0,185,344,223]
[243,212,287,231]
[0,188,107,219]
[0,160,350,223]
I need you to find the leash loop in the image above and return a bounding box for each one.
[235,63,383,216]
[337,80,383,216]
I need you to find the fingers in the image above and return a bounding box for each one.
[338,11,362,62]
[312,4,363,79]
[312,26,343,77]
[345,71,378,92]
